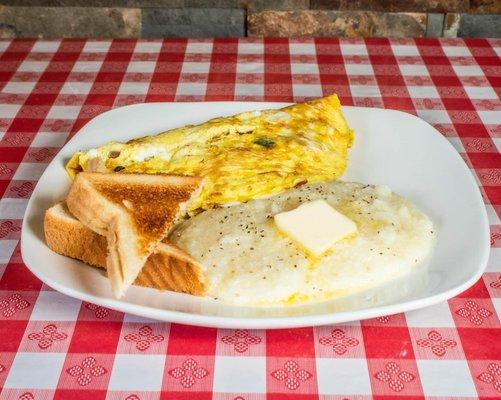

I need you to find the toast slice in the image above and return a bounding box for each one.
[66,172,203,297]
[45,202,207,295]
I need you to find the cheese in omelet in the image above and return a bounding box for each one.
[66,95,353,212]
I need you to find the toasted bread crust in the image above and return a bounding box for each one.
[44,203,108,268]
[44,203,207,295]
[66,172,203,297]
[135,243,206,295]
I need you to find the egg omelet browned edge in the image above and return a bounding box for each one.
[66,94,354,212]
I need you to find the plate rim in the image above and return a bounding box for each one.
[21,101,490,329]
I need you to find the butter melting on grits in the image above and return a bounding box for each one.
[66,95,353,212]
[169,181,435,306]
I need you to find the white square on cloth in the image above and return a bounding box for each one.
[2,81,37,94]
[350,85,381,98]
[316,358,372,395]
[407,86,440,99]
[340,43,368,55]
[464,86,498,100]
[452,65,484,76]
[0,198,29,219]
[13,163,47,181]
[186,41,213,54]
[72,61,103,72]
[235,84,264,97]
[176,82,207,96]
[134,42,162,53]
[487,248,501,272]
[405,301,456,327]
[291,63,319,75]
[46,105,81,120]
[492,298,501,320]
[417,359,476,396]
[213,356,266,393]
[4,353,66,389]
[399,64,429,76]
[30,291,82,321]
[18,61,49,72]
[236,62,264,74]
[118,82,150,95]
[442,46,471,57]
[83,41,111,53]
[290,63,320,75]
[289,43,316,55]
[494,138,501,154]
[0,104,22,118]
[345,63,374,75]
[182,62,211,73]
[416,109,452,124]
[108,354,166,391]
[0,240,18,264]
[59,82,93,95]
[0,41,10,52]
[477,111,501,125]
[31,41,61,53]
[127,61,156,73]
[391,44,420,56]
[292,84,323,98]
[238,42,264,54]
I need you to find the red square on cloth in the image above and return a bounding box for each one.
[362,326,415,359]
[266,328,315,358]
[68,321,122,353]
[0,319,29,352]
[167,324,217,356]
[0,263,43,291]
[456,278,492,299]
[457,328,501,360]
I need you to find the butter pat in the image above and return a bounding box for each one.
[274,199,357,257]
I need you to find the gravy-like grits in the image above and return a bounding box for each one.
[170,182,435,306]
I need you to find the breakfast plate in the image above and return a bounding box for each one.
[21,101,490,328]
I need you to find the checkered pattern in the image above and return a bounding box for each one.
[0,37,500,399]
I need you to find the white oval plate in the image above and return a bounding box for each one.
[21,102,490,329]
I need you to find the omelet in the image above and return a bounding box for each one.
[67,95,354,212]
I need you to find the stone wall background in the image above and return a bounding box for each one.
[0,0,499,38]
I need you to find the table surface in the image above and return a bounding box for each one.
[0,37,500,399]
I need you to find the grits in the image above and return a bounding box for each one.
[170,181,435,306]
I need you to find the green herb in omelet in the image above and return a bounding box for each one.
[254,137,276,148]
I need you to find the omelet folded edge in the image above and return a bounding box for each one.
[66,94,354,210]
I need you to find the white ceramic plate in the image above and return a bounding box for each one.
[21,102,490,329]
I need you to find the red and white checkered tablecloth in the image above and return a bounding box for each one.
[0,37,499,399]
